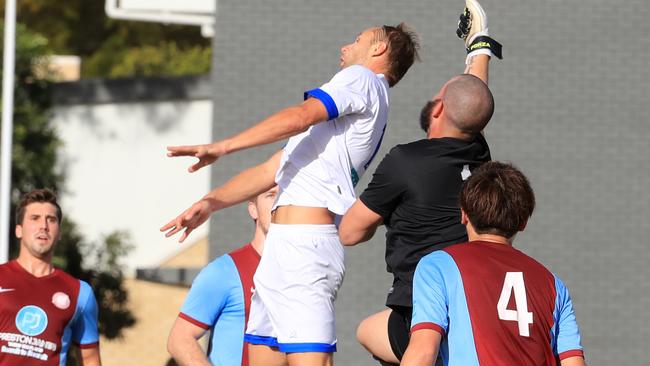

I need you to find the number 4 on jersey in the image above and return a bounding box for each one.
[497,272,534,337]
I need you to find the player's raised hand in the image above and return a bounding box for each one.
[167,142,226,173]
[457,0,489,46]
[456,6,473,41]
[456,0,502,60]
[160,199,213,243]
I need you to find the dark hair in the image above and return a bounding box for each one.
[459,162,535,238]
[378,23,420,87]
[16,189,62,225]
[419,100,436,133]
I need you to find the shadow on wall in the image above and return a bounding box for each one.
[51,75,212,136]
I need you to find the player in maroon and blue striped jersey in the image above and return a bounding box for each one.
[166,186,283,366]
[0,189,100,366]
[402,162,585,366]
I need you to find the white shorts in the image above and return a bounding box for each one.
[244,223,345,353]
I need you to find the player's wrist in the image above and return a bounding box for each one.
[466,35,502,61]
[466,29,489,46]
[200,196,219,212]
[465,48,493,65]
[457,0,503,63]
[209,140,230,157]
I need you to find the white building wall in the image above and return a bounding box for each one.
[53,100,212,272]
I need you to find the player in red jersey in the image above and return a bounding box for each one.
[0,189,101,366]
[402,162,585,366]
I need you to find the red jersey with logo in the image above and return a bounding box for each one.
[0,260,99,366]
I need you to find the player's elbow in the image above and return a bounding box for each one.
[284,105,313,134]
[166,333,180,358]
[339,227,362,246]
[340,233,360,246]
[339,217,375,246]
[292,98,329,132]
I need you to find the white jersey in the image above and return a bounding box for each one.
[274,65,390,215]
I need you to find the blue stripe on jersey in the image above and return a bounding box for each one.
[182,255,246,366]
[60,280,99,366]
[304,88,339,120]
[412,251,479,366]
[550,275,583,357]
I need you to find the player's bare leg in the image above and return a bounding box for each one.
[287,352,333,366]
[356,309,399,364]
[249,344,288,366]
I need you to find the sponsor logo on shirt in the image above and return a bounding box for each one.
[0,287,15,293]
[0,332,57,361]
[52,292,71,310]
[15,306,48,337]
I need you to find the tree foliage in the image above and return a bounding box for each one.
[9,23,59,197]
[1,22,135,343]
[1,0,211,78]
[55,224,136,339]
[85,41,212,78]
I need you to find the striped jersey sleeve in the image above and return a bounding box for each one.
[304,65,373,120]
[411,251,451,335]
[70,280,100,347]
[180,255,240,329]
[411,250,480,365]
[552,275,584,360]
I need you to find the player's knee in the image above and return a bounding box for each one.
[356,318,370,346]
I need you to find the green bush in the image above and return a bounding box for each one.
[1,22,136,344]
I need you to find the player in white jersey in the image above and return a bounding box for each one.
[161,24,419,366]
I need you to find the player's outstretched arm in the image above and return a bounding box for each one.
[77,347,101,366]
[339,200,383,246]
[161,150,281,242]
[167,98,329,173]
[167,317,211,366]
[400,329,441,366]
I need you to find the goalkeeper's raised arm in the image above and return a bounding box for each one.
[458,0,502,84]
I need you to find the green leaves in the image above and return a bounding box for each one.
[4,0,211,78]
[84,40,211,78]
[2,21,136,342]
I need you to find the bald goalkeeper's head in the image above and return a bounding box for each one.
[419,74,494,138]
